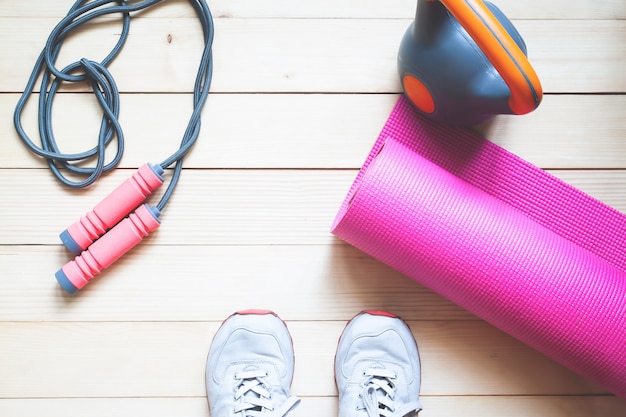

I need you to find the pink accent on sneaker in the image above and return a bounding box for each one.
[236,309,275,316]
[361,310,399,318]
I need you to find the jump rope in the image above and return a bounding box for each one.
[13,0,215,294]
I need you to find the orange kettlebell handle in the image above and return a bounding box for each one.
[434,0,543,115]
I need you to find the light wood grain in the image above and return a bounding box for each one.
[2,0,625,415]
[0,321,608,398]
[1,169,626,246]
[2,396,626,417]
[0,0,624,19]
[2,19,624,93]
[0,244,472,322]
[4,94,626,170]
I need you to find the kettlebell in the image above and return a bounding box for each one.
[398,0,543,125]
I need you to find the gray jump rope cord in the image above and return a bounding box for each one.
[13,0,214,212]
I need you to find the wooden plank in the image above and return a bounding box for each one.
[0,0,414,19]
[0,321,609,398]
[4,94,626,170]
[522,20,626,93]
[0,169,625,245]
[2,93,395,170]
[0,0,624,20]
[418,396,626,417]
[0,244,471,322]
[472,94,626,169]
[0,169,349,245]
[493,0,626,20]
[2,19,624,93]
[1,396,626,417]
[0,398,214,417]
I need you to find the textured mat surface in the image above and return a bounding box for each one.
[332,96,626,398]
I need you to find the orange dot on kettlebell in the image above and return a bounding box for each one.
[403,75,435,114]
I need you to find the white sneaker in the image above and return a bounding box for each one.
[335,310,422,417]
[206,309,300,417]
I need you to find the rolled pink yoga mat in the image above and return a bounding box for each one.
[331,96,626,398]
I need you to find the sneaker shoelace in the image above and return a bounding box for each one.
[359,367,422,417]
[233,368,300,417]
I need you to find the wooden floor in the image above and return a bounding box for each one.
[1,1,625,416]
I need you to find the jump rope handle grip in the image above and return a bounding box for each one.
[59,163,164,255]
[55,204,161,294]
